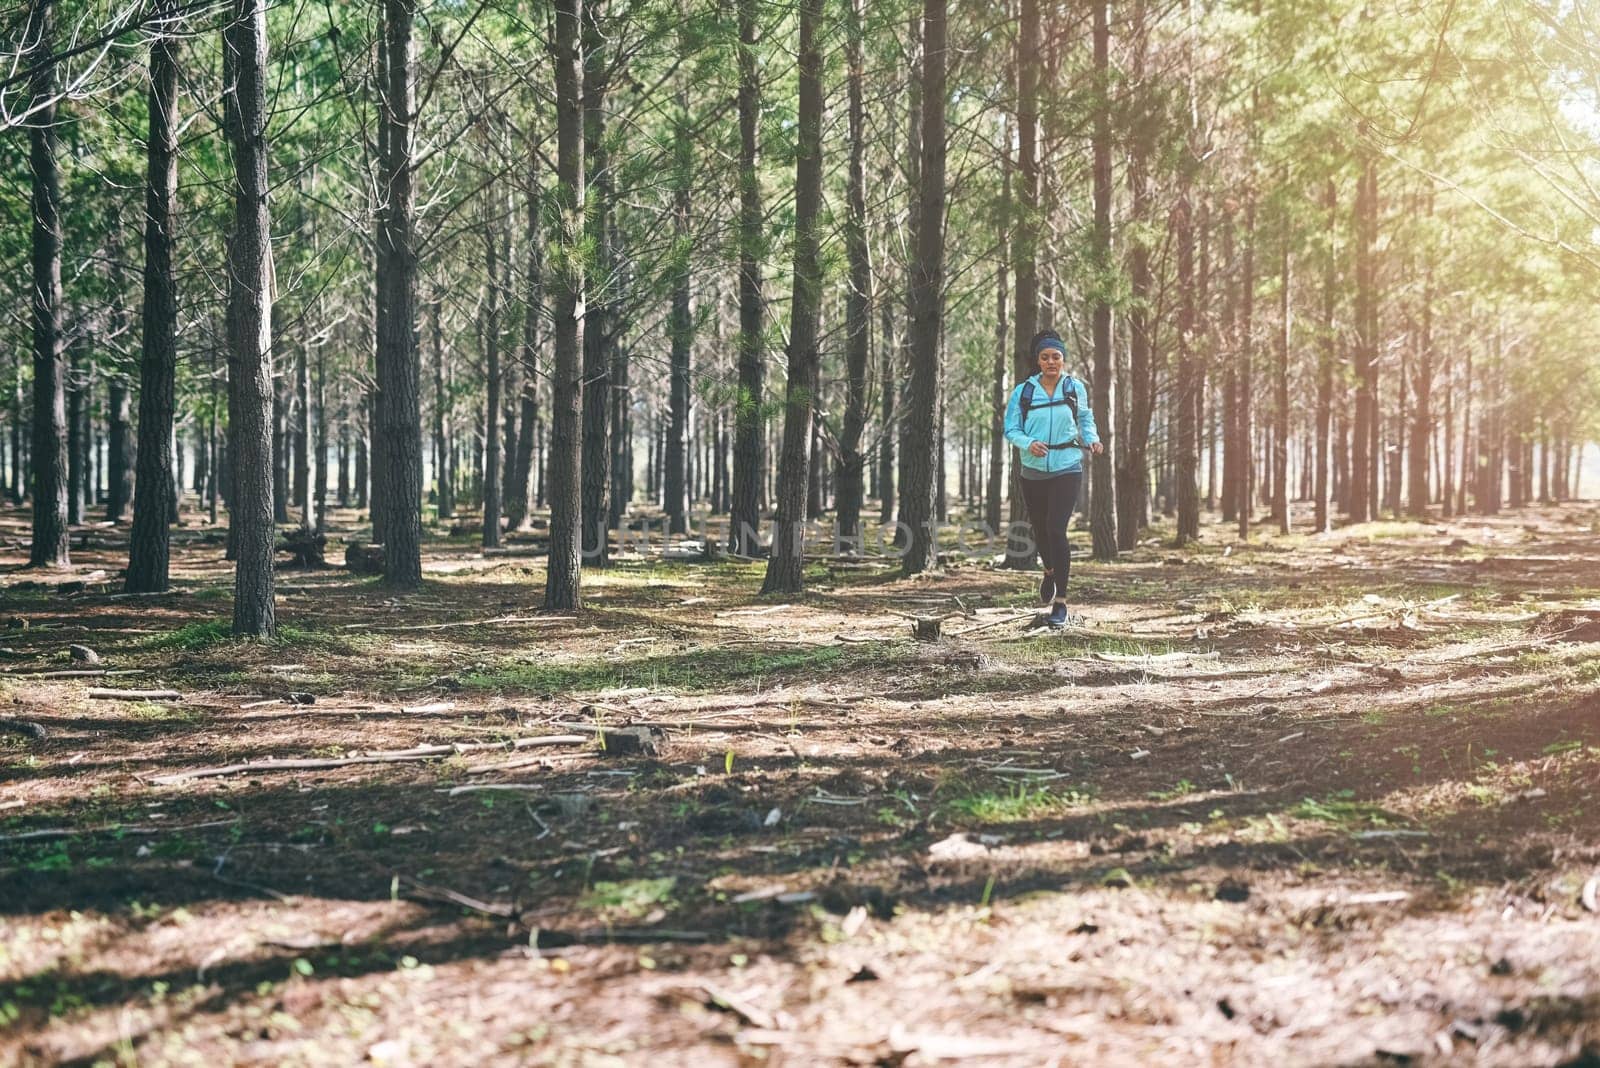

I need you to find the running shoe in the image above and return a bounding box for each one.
[1047,602,1068,627]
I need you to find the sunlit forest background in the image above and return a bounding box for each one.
[4,0,1600,612]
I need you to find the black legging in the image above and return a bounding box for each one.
[1020,471,1082,592]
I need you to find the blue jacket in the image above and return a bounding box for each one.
[1003,374,1100,476]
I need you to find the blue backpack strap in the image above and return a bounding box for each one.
[1021,378,1078,418]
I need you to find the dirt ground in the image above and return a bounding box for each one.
[2,501,1599,1067]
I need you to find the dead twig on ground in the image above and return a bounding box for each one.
[149,735,591,785]
[0,817,239,844]
[339,614,574,632]
[399,875,515,918]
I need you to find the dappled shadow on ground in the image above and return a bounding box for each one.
[2,501,1600,1064]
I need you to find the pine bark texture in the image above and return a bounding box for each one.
[835,0,871,547]
[223,0,276,636]
[544,0,586,609]
[730,0,764,555]
[1088,0,1117,561]
[506,140,541,531]
[1350,150,1377,523]
[900,0,946,577]
[580,2,612,564]
[1004,0,1041,568]
[665,68,693,536]
[26,0,69,569]
[760,0,825,595]
[481,221,503,549]
[127,2,181,589]
[374,0,423,587]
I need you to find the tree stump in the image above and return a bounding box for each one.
[281,528,327,567]
[344,541,386,575]
[913,617,942,642]
[597,726,665,757]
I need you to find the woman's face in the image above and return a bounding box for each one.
[1036,348,1064,375]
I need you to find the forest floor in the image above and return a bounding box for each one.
[2,501,1599,1067]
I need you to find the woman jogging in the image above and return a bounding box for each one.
[1003,330,1103,626]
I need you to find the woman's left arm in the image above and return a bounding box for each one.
[1076,380,1101,447]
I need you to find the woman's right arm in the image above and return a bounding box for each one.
[1003,386,1031,450]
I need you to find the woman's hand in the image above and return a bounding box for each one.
[1089,442,1104,455]
[1029,441,1049,457]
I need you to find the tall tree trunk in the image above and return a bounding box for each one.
[1173,5,1201,544]
[429,297,452,518]
[729,0,765,554]
[1273,202,1290,534]
[1174,193,1199,544]
[900,0,945,576]
[544,0,586,609]
[760,0,826,594]
[481,221,503,549]
[1004,0,1042,568]
[106,374,133,523]
[579,1,612,564]
[507,137,541,531]
[127,2,180,587]
[373,0,423,587]
[1116,5,1153,551]
[1408,213,1434,518]
[1350,148,1377,522]
[66,354,83,525]
[313,339,328,532]
[987,128,1009,536]
[1088,0,1116,560]
[665,69,693,535]
[26,0,69,569]
[610,335,631,528]
[893,4,922,554]
[1237,193,1255,540]
[9,348,23,505]
[273,367,291,525]
[223,0,276,636]
[295,344,311,528]
[877,249,897,526]
[836,0,871,547]
[1315,179,1335,533]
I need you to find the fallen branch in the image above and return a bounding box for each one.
[399,875,515,918]
[1092,650,1221,664]
[150,734,591,785]
[6,668,142,679]
[946,612,1035,638]
[339,614,574,632]
[87,688,182,701]
[441,783,544,796]
[0,817,238,844]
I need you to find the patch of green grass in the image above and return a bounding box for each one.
[1344,520,1439,541]
[191,586,230,602]
[988,633,1178,667]
[1290,790,1401,828]
[144,620,233,651]
[940,781,1091,823]
[463,643,901,696]
[143,620,354,654]
[1149,779,1197,801]
[577,877,676,919]
[1570,656,1600,685]
[127,701,198,722]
